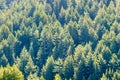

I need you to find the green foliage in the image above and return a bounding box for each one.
[63,55,74,79]
[76,60,86,80]
[54,74,62,80]
[17,47,36,79]
[0,0,119,80]
[54,58,63,76]
[0,65,24,80]
[0,54,8,67]
[100,69,120,80]
[41,56,55,80]
[27,73,39,80]
[40,76,45,80]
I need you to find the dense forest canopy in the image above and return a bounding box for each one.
[0,0,120,80]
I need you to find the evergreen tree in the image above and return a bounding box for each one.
[17,47,34,79]
[41,56,55,80]
[76,60,86,80]
[63,55,74,80]
[27,73,39,80]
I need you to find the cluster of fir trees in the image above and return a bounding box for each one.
[0,0,120,80]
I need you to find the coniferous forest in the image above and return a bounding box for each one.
[0,0,120,80]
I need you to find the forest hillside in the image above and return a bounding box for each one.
[0,0,120,80]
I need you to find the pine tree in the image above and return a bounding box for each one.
[76,60,86,80]
[63,55,74,80]
[25,56,36,78]
[41,56,55,80]
[27,72,39,80]
[17,47,34,79]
